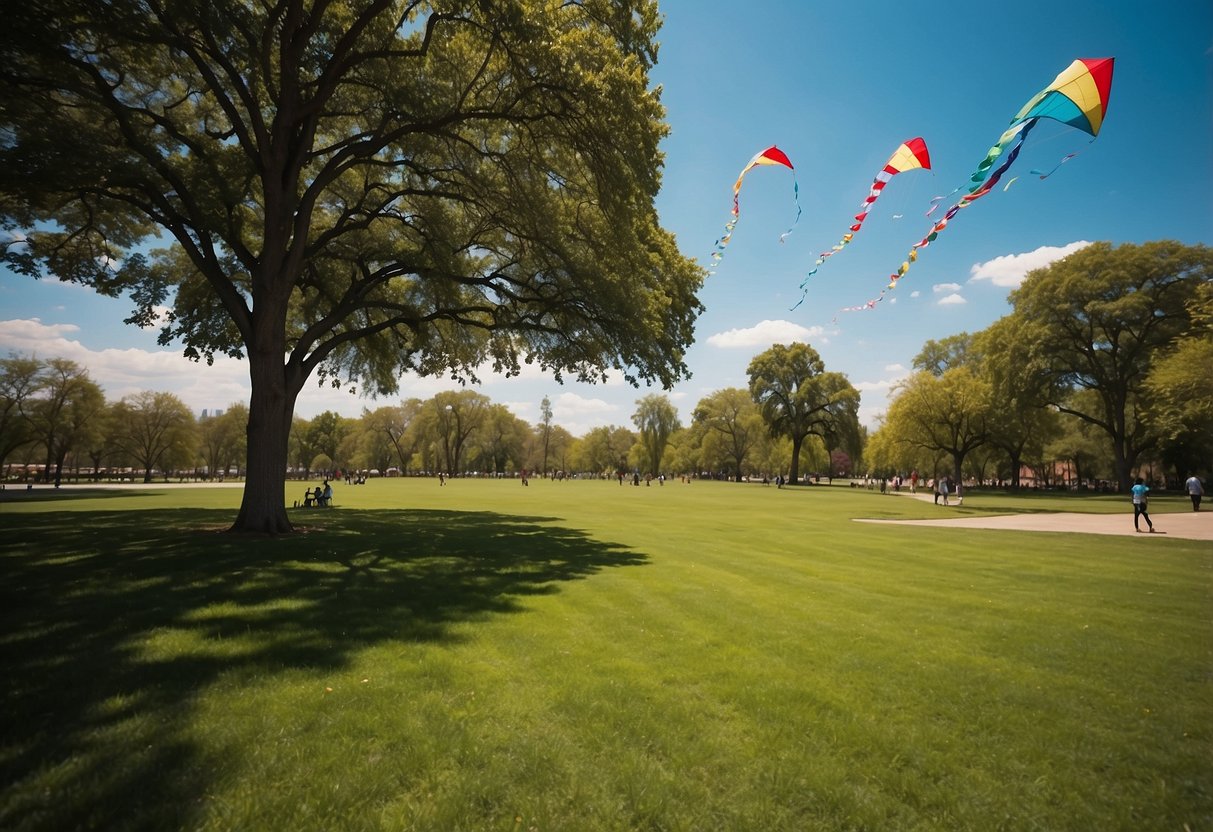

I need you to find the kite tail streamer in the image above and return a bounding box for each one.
[790,139,929,311]
[708,145,798,272]
[778,174,803,243]
[1030,144,1089,179]
[883,121,1036,295]
[840,57,1114,317]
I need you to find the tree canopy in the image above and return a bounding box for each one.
[747,343,859,485]
[1,0,703,531]
[1008,241,1212,489]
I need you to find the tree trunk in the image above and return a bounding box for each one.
[231,348,298,534]
[788,435,803,485]
[1112,441,1131,492]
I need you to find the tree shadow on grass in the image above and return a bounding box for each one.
[0,508,645,831]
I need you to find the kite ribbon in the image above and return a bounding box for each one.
[708,145,800,273]
[790,138,930,311]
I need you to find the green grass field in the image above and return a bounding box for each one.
[2,479,1210,831]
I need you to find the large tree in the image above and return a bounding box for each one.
[1,0,702,531]
[747,342,859,485]
[1009,241,1212,490]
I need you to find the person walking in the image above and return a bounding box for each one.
[1184,473,1204,511]
[1131,477,1154,532]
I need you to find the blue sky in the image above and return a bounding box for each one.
[2,0,1211,434]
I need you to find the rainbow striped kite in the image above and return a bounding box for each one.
[791,138,930,309]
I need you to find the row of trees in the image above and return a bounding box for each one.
[5,243,1206,493]
[3,342,863,486]
[867,241,1213,490]
[1,355,229,484]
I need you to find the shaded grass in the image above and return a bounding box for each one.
[1,479,1210,830]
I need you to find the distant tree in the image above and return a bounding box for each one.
[692,388,762,482]
[1144,282,1213,480]
[474,404,529,475]
[974,317,1060,488]
[632,394,680,477]
[1,1,702,532]
[1010,241,1212,489]
[747,343,860,485]
[198,404,248,480]
[361,400,422,474]
[84,403,119,481]
[545,425,575,476]
[912,333,974,377]
[538,396,555,476]
[289,416,320,479]
[430,391,490,475]
[879,367,993,486]
[1046,399,1114,487]
[576,425,635,475]
[110,391,197,482]
[27,358,107,486]
[306,411,351,474]
[0,355,43,472]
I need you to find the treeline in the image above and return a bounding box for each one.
[866,242,1213,490]
[8,243,1206,489]
[1,344,863,486]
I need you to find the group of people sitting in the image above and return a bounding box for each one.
[299,480,334,508]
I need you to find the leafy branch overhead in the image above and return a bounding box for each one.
[1,0,702,390]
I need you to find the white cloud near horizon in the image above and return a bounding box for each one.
[706,319,825,349]
[937,293,967,306]
[853,363,910,428]
[550,391,621,435]
[968,241,1092,288]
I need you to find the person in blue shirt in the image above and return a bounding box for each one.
[1130,477,1154,533]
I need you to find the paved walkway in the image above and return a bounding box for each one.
[858,491,1213,542]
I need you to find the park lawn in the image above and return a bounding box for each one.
[1,479,1209,831]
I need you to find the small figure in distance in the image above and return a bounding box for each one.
[1184,473,1203,511]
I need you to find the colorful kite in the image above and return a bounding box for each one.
[842,57,1114,315]
[905,60,1112,275]
[790,138,931,309]
[709,145,801,273]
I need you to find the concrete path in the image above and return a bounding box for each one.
[858,491,1213,542]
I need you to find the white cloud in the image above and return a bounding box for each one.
[910,291,921,298]
[968,241,1092,288]
[550,391,622,435]
[852,364,910,429]
[937,293,967,306]
[706,319,824,349]
[932,282,962,293]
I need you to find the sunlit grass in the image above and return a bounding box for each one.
[2,479,1209,830]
